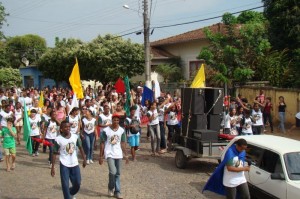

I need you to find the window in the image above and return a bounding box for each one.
[189,61,204,79]
[284,152,300,180]
[245,144,264,166]
[260,150,280,173]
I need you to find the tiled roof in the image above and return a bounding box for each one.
[151,23,227,47]
[151,47,177,59]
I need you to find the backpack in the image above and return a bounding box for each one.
[129,118,141,134]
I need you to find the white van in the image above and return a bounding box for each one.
[221,135,300,199]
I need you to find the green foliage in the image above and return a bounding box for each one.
[222,12,237,25]
[6,34,47,68]
[263,0,300,88]
[155,64,181,82]
[237,11,266,24]
[0,67,22,87]
[0,2,8,40]
[38,35,144,83]
[233,68,255,82]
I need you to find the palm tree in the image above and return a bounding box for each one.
[155,64,181,83]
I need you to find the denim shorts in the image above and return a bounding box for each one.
[128,134,140,147]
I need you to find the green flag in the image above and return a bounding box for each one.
[23,102,32,155]
[124,76,131,116]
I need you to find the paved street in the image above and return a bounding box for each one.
[0,132,223,199]
[1,126,299,199]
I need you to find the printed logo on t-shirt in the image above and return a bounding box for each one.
[49,125,57,134]
[64,142,76,155]
[230,156,243,168]
[85,123,94,131]
[104,119,111,125]
[110,135,120,145]
[31,122,37,129]
[70,121,78,128]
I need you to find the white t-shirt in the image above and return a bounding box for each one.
[242,117,253,134]
[0,110,13,127]
[167,111,179,126]
[223,156,247,187]
[224,114,231,129]
[25,97,33,110]
[45,120,59,139]
[68,115,80,134]
[125,117,141,137]
[158,106,166,122]
[14,108,23,121]
[99,113,112,126]
[82,117,96,134]
[252,109,263,126]
[55,134,79,167]
[147,109,159,125]
[102,126,125,159]
[29,116,41,136]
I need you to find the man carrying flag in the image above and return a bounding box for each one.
[69,58,84,99]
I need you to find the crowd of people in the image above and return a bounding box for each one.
[0,85,294,198]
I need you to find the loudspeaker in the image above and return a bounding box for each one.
[207,114,222,132]
[181,114,207,136]
[205,88,223,114]
[181,88,205,114]
[192,129,219,141]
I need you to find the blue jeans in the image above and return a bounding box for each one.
[278,112,286,132]
[0,144,3,159]
[60,163,81,199]
[159,121,166,149]
[83,132,95,160]
[107,158,122,195]
[46,138,55,162]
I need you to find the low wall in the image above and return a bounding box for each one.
[236,86,300,124]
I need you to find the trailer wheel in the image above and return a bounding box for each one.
[175,150,188,169]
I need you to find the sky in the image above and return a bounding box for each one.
[1,0,264,47]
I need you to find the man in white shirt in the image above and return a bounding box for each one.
[51,121,87,199]
[99,114,129,199]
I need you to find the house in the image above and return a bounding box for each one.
[151,23,226,80]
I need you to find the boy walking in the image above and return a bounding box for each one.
[51,121,87,199]
[0,118,17,172]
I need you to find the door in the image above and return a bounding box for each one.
[247,147,286,199]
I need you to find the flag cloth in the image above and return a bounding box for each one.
[154,80,161,99]
[141,86,153,106]
[69,58,84,99]
[190,64,206,88]
[202,144,246,196]
[38,91,44,108]
[23,102,32,155]
[124,76,131,116]
[114,78,125,94]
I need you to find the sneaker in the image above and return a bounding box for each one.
[35,152,39,156]
[71,195,76,199]
[108,189,114,197]
[89,159,94,164]
[32,153,36,157]
[86,160,90,165]
[115,193,123,199]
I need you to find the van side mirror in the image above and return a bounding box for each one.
[271,173,285,180]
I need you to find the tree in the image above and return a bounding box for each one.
[155,64,181,83]
[198,11,288,87]
[38,35,144,83]
[262,0,300,87]
[0,2,8,40]
[0,67,22,87]
[6,34,47,68]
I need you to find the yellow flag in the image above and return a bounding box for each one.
[190,64,206,88]
[69,58,84,99]
[38,91,44,108]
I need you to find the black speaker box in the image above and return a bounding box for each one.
[181,88,205,114]
[181,114,207,136]
[192,129,219,141]
[207,114,222,132]
[205,88,223,114]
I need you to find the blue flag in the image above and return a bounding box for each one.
[141,86,153,106]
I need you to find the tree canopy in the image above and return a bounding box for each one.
[38,35,144,83]
[0,67,22,87]
[0,2,8,40]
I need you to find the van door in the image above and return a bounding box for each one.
[248,148,286,199]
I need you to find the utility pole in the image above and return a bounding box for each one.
[143,0,151,88]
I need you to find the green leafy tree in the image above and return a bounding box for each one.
[0,67,22,87]
[262,0,300,87]
[38,35,144,83]
[198,11,288,87]
[155,64,181,83]
[6,34,47,68]
[0,2,8,40]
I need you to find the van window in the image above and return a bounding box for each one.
[245,144,264,166]
[260,150,280,173]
